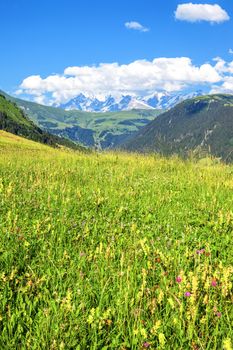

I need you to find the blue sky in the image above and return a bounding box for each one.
[1,0,233,103]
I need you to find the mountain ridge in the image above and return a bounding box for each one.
[57,90,204,112]
[122,94,233,162]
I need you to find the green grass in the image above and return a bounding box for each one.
[0,97,85,151]
[0,95,32,128]
[0,132,232,349]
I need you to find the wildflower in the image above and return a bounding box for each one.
[192,342,199,350]
[168,297,175,309]
[192,276,198,296]
[158,333,166,348]
[104,319,112,326]
[87,314,94,324]
[150,320,161,334]
[200,317,206,324]
[223,338,232,350]
[79,252,85,257]
[87,308,95,324]
[216,312,222,318]
[158,289,164,304]
[211,279,217,287]
[27,280,33,287]
[184,292,191,297]
[196,249,205,255]
[143,342,150,348]
[140,328,147,339]
[176,276,182,283]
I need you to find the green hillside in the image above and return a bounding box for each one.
[0,94,85,151]
[1,91,161,148]
[123,94,233,162]
[0,137,232,349]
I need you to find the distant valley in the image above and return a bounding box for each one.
[1,90,233,162]
[0,89,204,150]
[1,91,162,149]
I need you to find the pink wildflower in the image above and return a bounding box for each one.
[143,342,150,348]
[176,276,182,283]
[211,279,217,287]
[196,249,205,255]
[184,292,191,297]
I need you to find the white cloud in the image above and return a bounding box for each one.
[229,49,233,55]
[211,77,233,94]
[213,57,233,74]
[175,3,230,23]
[20,58,221,103]
[211,58,233,93]
[125,21,149,32]
[19,57,223,105]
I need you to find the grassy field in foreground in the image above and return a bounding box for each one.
[0,132,232,349]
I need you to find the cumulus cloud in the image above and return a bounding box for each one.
[211,78,233,94]
[213,57,233,74]
[175,3,230,23]
[210,58,233,93]
[19,57,223,105]
[125,21,149,32]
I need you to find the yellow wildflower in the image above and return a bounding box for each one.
[151,320,161,334]
[223,338,232,350]
[158,333,166,348]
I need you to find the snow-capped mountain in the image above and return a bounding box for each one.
[58,90,204,112]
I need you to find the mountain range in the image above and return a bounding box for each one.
[1,90,233,162]
[0,91,161,149]
[58,90,204,112]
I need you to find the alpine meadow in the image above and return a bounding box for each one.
[1,0,233,349]
[0,132,232,349]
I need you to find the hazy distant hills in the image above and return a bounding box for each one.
[123,94,233,162]
[58,91,204,112]
[1,91,161,149]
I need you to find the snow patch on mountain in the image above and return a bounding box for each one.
[58,91,204,112]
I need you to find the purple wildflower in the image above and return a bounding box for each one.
[211,279,217,287]
[216,312,222,318]
[184,292,191,297]
[143,342,150,348]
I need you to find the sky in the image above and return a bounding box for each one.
[1,0,233,104]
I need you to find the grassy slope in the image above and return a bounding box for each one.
[0,130,63,151]
[123,94,233,162]
[0,95,32,128]
[0,95,86,151]
[1,91,161,148]
[0,136,232,349]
